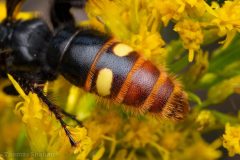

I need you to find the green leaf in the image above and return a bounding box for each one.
[209,34,240,73]
[207,76,240,104]
[167,40,189,73]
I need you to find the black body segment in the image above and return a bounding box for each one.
[48,27,111,87]
[0,18,52,73]
[0,24,8,46]
[11,19,51,68]
[47,27,77,69]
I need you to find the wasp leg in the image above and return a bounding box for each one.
[33,87,78,147]
[60,109,83,126]
[11,74,78,147]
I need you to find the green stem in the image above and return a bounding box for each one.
[149,141,170,160]
[212,110,239,124]
[194,100,211,109]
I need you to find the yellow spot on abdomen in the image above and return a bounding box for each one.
[113,43,134,57]
[96,68,113,96]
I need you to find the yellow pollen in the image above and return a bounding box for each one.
[113,43,134,57]
[96,68,113,96]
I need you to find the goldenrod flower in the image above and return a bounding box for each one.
[196,110,215,129]
[183,140,221,160]
[85,110,121,146]
[85,0,166,63]
[154,0,206,26]
[160,131,181,151]
[158,122,222,160]
[210,1,240,36]
[223,123,240,157]
[8,75,92,159]
[204,0,240,48]
[154,0,183,26]
[122,118,158,148]
[174,19,204,62]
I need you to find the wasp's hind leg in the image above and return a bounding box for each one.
[11,74,80,147]
[60,109,83,126]
[34,88,79,146]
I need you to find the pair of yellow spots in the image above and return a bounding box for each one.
[96,43,134,96]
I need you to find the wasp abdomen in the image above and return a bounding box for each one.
[48,28,111,86]
[90,40,188,120]
[49,28,189,120]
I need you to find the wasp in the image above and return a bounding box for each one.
[0,0,189,146]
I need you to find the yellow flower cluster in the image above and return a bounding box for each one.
[154,0,206,26]
[223,123,240,157]
[85,0,166,63]
[8,75,92,160]
[174,19,203,62]
[83,108,222,160]
[122,118,158,148]
[196,110,215,129]
[86,0,240,62]
[210,1,240,36]
[181,139,221,160]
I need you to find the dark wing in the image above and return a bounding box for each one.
[6,0,25,19]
